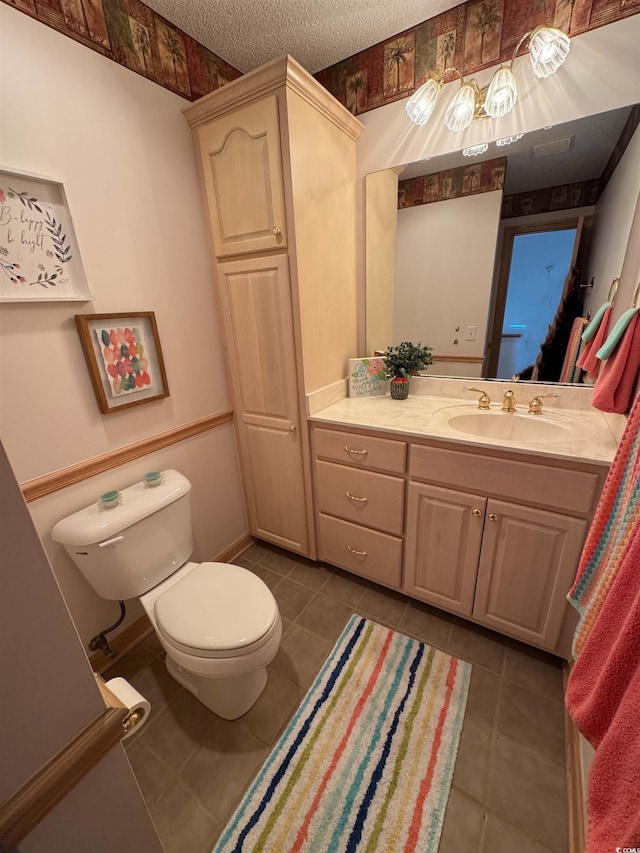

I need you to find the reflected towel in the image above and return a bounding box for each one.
[560,317,588,383]
[592,313,640,413]
[582,301,611,342]
[576,305,612,377]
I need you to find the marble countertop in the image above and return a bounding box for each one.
[309,391,622,466]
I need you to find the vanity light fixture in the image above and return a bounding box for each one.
[463,143,489,157]
[406,25,570,131]
[496,133,524,147]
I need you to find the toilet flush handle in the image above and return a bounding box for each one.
[98,536,125,548]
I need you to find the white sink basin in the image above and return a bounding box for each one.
[446,410,572,443]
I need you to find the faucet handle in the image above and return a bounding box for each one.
[467,387,491,409]
[528,393,558,415]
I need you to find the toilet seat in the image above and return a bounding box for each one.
[154,562,278,660]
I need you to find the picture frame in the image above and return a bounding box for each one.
[0,166,92,303]
[75,312,170,414]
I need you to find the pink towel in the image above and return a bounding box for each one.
[592,313,640,413]
[565,526,640,850]
[576,305,613,377]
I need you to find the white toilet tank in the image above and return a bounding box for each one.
[52,470,193,600]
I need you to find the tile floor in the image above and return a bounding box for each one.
[107,543,569,853]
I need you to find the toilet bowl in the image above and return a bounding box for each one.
[140,560,282,718]
[51,469,282,719]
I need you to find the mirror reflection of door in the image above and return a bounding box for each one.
[487,220,584,379]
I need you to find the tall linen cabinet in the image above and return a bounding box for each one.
[184,57,362,558]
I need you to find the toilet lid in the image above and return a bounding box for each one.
[154,562,278,653]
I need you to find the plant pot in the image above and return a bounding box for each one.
[390,377,410,400]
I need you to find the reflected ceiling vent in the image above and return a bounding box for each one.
[532,136,574,158]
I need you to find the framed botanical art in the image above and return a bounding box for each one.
[75,312,170,414]
[0,167,92,302]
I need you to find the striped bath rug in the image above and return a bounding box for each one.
[214,614,471,853]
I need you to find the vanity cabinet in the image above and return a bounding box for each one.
[185,57,362,557]
[312,422,605,656]
[313,427,406,587]
[404,484,586,649]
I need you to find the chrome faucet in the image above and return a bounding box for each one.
[501,389,517,412]
[528,393,558,415]
[468,387,491,409]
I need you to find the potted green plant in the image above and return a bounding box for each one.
[384,341,433,399]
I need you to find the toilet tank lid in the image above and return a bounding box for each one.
[51,470,191,546]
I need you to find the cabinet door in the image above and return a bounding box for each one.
[217,255,308,554]
[473,499,586,649]
[404,482,486,616]
[198,95,287,257]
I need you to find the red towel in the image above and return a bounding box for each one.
[565,526,640,850]
[576,305,613,378]
[565,529,640,853]
[592,313,640,413]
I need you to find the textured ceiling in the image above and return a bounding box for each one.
[142,0,462,74]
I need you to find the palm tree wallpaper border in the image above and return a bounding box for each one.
[3,0,638,106]
[315,0,640,116]
[398,156,507,209]
[2,0,242,100]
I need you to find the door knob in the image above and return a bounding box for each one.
[272,226,282,237]
[472,508,482,517]
[488,513,498,522]
[289,425,296,432]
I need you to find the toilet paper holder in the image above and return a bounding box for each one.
[122,706,146,735]
[96,675,151,740]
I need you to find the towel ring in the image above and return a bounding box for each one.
[608,277,620,304]
[633,281,640,309]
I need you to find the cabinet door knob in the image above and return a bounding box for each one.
[346,491,368,503]
[472,508,482,517]
[272,226,282,237]
[488,513,498,522]
[346,544,367,556]
[288,425,296,432]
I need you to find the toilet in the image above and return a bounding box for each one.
[51,470,282,719]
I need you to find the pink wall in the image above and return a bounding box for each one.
[0,6,248,647]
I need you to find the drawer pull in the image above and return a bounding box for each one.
[346,544,368,556]
[488,513,498,522]
[472,508,482,518]
[346,491,368,503]
[345,446,368,456]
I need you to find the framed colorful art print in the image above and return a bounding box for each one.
[0,167,92,302]
[75,312,170,413]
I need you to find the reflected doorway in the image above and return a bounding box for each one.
[488,220,583,379]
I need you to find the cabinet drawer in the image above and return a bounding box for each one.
[409,444,602,516]
[317,513,402,588]
[314,428,406,474]
[315,460,405,535]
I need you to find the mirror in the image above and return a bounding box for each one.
[365,104,639,384]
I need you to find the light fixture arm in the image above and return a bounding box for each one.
[510,29,534,68]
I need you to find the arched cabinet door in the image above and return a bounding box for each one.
[197,95,287,257]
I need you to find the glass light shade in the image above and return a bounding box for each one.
[529,27,570,79]
[463,143,489,157]
[496,133,524,146]
[405,78,442,126]
[444,83,476,132]
[484,67,517,118]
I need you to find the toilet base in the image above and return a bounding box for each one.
[165,654,268,720]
